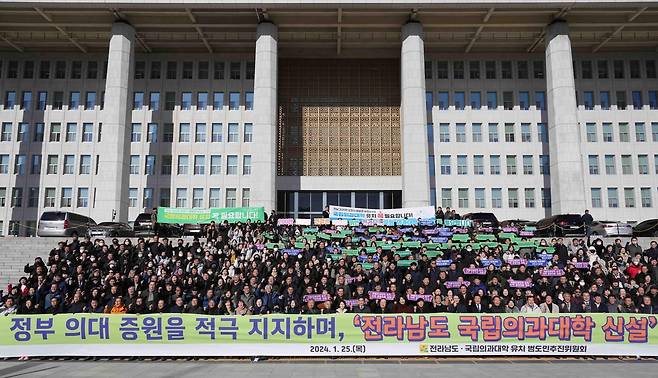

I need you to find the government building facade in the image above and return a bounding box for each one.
[0,0,657,235]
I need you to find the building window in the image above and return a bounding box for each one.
[13,155,26,175]
[177,155,189,175]
[540,155,550,175]
[164,92,176,110]
[179,123,190,142]
[438,92,448,110]
[181,92,192,110]
[591,188,602,208]
[145,155,156,175]
[163,123,174,142]
[128,124,141,143]
[474,188,486,208]
[245,92,254,110]
[470,92,481,109]
[471,123,482,142]
[176,188,187,208]
[149,92,160,111]
[160,189,171,207]
[213,92,224,109]
[44,188,56,207]
[209,188,221,207]
[621,155,632,174]
[458,188,469,208]
[21,91,32,111]
[506,155,517,175]
[60,187,72,207]
[604,155,616,175]
[228,123,239,142]
[519,92,529,110]
[193,188,204,208]
[31,155,41,175]
[47,155,58,174]
[469,61,481,79]
[488,123,499,142]
[607,188,619,208]
[37,92,47,111]
[181,61,193,79]
[69,92,80,108]
[524,188,535,208]
[501,61,512,79]
[491,188,502,208]
[62,155,74,175]
[242,188,251,207]
[226,188,237,207]
[616,91,627,109]
[161,155,172,175]
[210,155,222,175]
[227,155,238,175]
[76,188,89,208]
[129,155,139,175]
[508,188,519,208]
[79,155,91,175]
[588,155,599,175]
[230,62,241,80]
[602,123,613,142]
[456,124,466,142]
[638,155,649,175]
[581,61,593,79]
[244,123,253,143]
[454,92,465,110]
[133,92,144,109]
[197,92,208,110]
[453,61,464,79]
[439,124,450,142]
[523,155,533,175]
[441,188,452,208]
[212,123,223,142]
[440,155,451,175]
[146,123,157,143]
[473,155,484,175]
[27,187,39,208]
[65,123,76,142]
[600,91,610,110]
[214,62,225,80]
[586,123,597,142]
[619,123,630,142]
[437,61,448,79]
[640,188,652,208]
[503,92,513,110]
[0,155,9,174]
[457,155,467,175]
[195,123,206,143]
[243,155,252,175]
[1,123,12,142]
[624,188,635,208]
[229,92,240,110]
[142,188,153,209]
[635,122,646,142]
[194,155,205,175]
[489,155,501,175]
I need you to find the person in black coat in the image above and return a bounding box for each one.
[591,294,608,313]
[468,295,486,313]
[639,295,657,314]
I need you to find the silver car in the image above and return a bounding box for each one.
[590,220,633,237]
[37,211,96,237]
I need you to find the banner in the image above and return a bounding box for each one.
[3,314,658,357]
[157,207,265,224]
[329,206,436,226]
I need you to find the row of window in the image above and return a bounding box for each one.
[0,122,98,143]
[584,122,658,143]
[579,90,658,110]
[0,59,256,81]
[0,187,90,208]
[0,186,251,209]
[2,90,255,111]
[0,154,95,175]
[590,187,655,209]
[130,122,253,143]
[428,122,548,144]
[432,187,552,209]
[426,91,546,111]
[0,121,254,144]
[587,154,658,176]
[429,154,550,176]
[129,154,252,176]
[424,59,658,80]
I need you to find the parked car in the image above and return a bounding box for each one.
[500,219,535,228]
[590,220,633,237]
[183,223,205,236]
[88,222,135,238]
[37,211,96,237]
[133,212,183,237]
[633,219,658,237]
[535,214,585,237]
[461,212,500,229]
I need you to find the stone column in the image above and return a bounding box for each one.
[400,22,430,208]
[252,22,278,213]
[98,21,134,222]
[544,20,586,214]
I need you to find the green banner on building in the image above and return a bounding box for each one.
[157,207,265,224]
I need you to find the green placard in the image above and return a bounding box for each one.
[157,207,264,224]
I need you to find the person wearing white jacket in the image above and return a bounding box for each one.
[520,296,542,314]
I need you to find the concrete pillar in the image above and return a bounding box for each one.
[98,21,134,222]
[400,22,430,208]
[544,20,586,214]
[252,22,278,213]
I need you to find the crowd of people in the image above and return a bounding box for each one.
[1,216,658,317]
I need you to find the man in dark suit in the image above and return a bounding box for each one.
[591,293,608,313]
[559,292,574,313]
[468,295,486,313]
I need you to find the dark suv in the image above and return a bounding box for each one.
[133,213,182,237]
[535,214,585,236]
[461,212,500,229]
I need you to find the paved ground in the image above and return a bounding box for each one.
[0,359,657,378]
